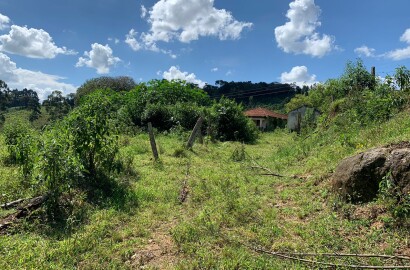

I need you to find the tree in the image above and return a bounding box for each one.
[125,79,210,129]
[67,90,118,180]
[75,76,136,105]
[43,90,71,121]
[208,97,258,143]
[394,66,410,91]
[341,59,375,93]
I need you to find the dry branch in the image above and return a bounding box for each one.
[179,163,190,203]
[0,195,48,233]
[250,165,301,179]
[249,245,410,269]
[1,198,25,209]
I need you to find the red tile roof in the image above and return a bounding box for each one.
[244,108,288,120]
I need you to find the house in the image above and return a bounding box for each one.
[287,105,321,132]
[244,107,288,131]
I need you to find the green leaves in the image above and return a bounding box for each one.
[208,97,258,143]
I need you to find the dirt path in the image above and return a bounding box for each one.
[126,219,180,269]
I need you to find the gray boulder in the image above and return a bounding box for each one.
[332,142,410,203]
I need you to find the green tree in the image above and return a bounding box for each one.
[341,59,375,93]
[67,91,118,181]
[208,97,258,143]
[125,79,210,129]
[43,90,71,121]
[394,66,410,91]
[75,76,136,105]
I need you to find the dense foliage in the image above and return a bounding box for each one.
[75,76,136,105]
[208,97,259,143]
[0,80,41,122]
[42,90,72,121]
[204,80,298,109]
[125,79,210,130]
[286,60,410,127]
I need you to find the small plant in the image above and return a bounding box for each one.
[231,144,246,162]
[173,147,187,158]
[378,173,410,220]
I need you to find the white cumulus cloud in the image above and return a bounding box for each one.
[385,28,410,60]
[76,43,121,74]
[274,0,334,57]
[0,25,76,58]
[125,29,142,51]
[354,45,376,57]
[0,52,76,100]
[0,13,10,30]
[280,66,317,86]
[162,66,206,88]
[141,0,252,47]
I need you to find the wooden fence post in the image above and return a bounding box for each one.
[186,117,203,149]
[148,122,159,160]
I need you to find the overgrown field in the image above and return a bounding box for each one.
[1,109,410,269]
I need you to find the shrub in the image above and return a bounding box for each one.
[75,76,136,105]
[208,97,258,143]
[125,79,210,128]
[141,103,174,131]
[37,124,83,218]
[67,91,119,182]
[3,121,37,178]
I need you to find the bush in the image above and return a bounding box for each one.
[141,103,174,131]
[208,97,258,143]
[37,124,83,218]
[3,121,37,178]
[75,76,136,105]
[125,79,210,129]
[67,91,119,182]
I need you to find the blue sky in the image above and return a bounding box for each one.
[0,0,409,99]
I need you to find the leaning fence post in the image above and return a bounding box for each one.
[186,117,203,149]
[148,122,159,160]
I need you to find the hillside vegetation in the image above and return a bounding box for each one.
[1,61,410,269]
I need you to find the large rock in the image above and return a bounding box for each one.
[332,142,410,203]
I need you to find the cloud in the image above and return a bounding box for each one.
[76,43,121,74]
[141,5,147,18]
[162,66,206,88]
[0,25,76,58]
[280,66,317,86]
[385,28,410,60]
[125,29,142,51]
[125,28,177,58]
[274,0,334,57]
[354,45,376,57]
[0,13,10,30]
[108,37,120,44]
[0,52,76,100]
[211,67,218,72]
[141,0,252,47]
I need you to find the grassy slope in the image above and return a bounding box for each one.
[1,111,410,269]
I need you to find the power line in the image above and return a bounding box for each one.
[209,85,297,100]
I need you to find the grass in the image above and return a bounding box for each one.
[1,111,410,269]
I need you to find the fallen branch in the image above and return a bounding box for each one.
[275,252,410,261]
[0,194,48,233]
[1,198,25,209]
[250,165,300,179]
[179,163,190,203]
[249,245,410,269]
[221,233,410,269]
